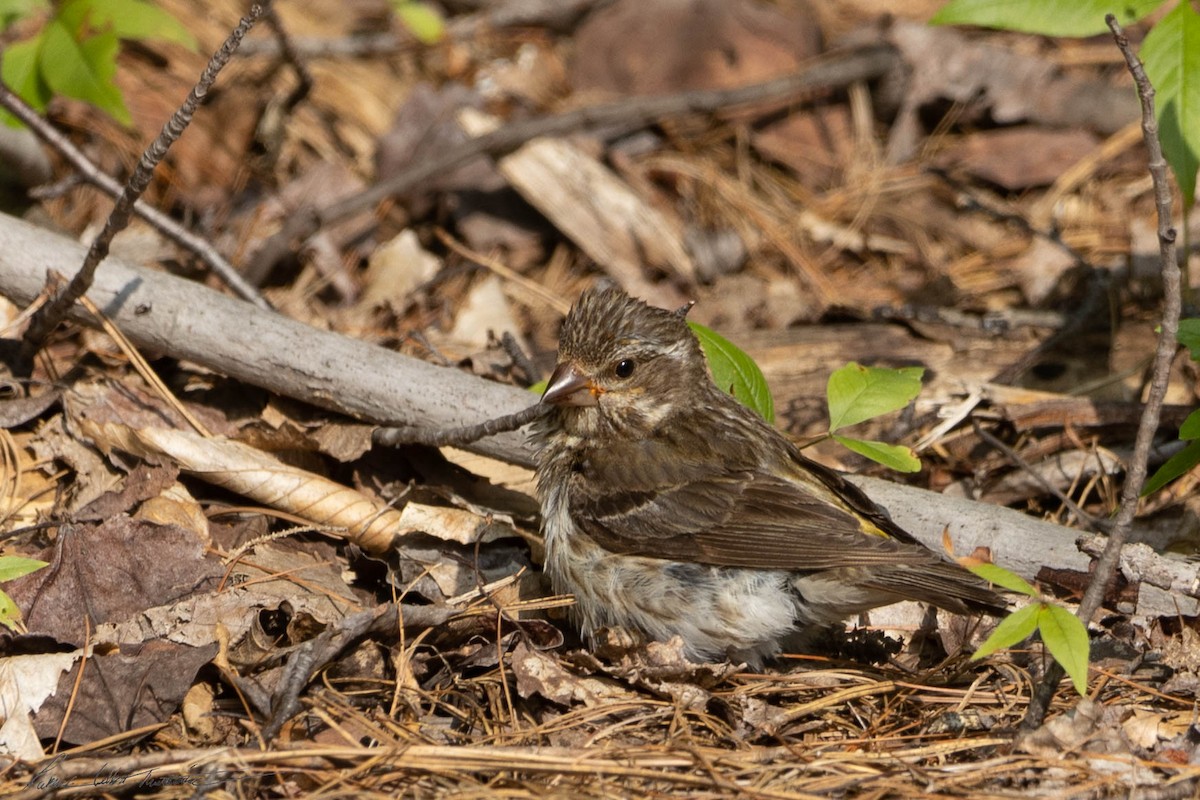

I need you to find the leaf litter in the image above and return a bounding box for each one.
[0,0,1197,796]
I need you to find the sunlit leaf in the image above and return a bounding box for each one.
[0,590,23,631]
[963,561,1038,597]
[832,435,921,472]
[0,556,47,582]
[38,19,130,125]
[972,602,1041,659]
[827,363,923,431]
[69,0,197,48]
[391,0,445,45]
[1141,1,1200,206]
[931,0,1163,37]
[1038,603,1091,696]
[690,322,774,422]
[0,36,50,126]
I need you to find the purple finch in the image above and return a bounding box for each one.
[533,286,1004,665]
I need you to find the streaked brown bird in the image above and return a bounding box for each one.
[533,285,1005,665]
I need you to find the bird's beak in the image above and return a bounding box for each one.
[542,362,601,407]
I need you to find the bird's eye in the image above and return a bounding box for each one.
[614,359,636,378]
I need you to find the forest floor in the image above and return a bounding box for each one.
[0,0,1198,797]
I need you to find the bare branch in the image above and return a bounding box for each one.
[1024,13,1184,730]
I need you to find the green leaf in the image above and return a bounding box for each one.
[391,1,445,45]
[75,0,196,48]
[964,561,1038,597]
[38,20,131,125]
[1141,1,1200,206]
[0,35,51,126]
[931,0,1163,37]
[1038,603,1091,696]
[1142,437,1200,495]
[826,363,923,431]
[689,322,774,422]
[528,379,547,395]
[832,435,921,472]
[0,555,47,582]
[1180,318,1200,360]
[0,590,22,631]
[1181,408,1200,440]
[972,602,1041,659]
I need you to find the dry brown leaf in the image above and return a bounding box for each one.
[77,417,404,555]
[511,640,635,707]
[136,481,212,543]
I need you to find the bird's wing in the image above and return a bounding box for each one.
[572,455,1003,613]
[572,456,929,570]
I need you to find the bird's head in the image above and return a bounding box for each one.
[542,286,709,437]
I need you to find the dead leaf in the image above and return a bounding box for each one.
[32,640,218,744]
[5,516,223,647]
[360,229,442,311]
[511,640,634,706]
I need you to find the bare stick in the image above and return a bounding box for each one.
[1023,15,1183,729]
[14,2,271,369]
[251,43,900,278]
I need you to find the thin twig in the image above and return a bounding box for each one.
[251,43,900,278]
[8,4,271,372]
[0,61,270,313]
[970,419,1103,531]
[262,4,314,115]
[374,402,543,448]
[1023,14,1184,730]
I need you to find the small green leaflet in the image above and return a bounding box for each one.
[931,0,1162,37]
[58,0,196,48]
[390,1,445,44]
[1038,603,1091,696]
[833,435,920,473]
[972,603,1040,659]
[1142,322,1200,494]
[826,363,923,432]
[689,322,774,422]
[0,591,22,631]
[1142,435,1200,495]
[0,38,49,126]
[973,601,1090,696]
[964,561,1038,597]
[1140,1,1200,206]
[38,19,130,125]
[1183,409,1200,440]
[0,556,47,582]
[1180,318,1200,360]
